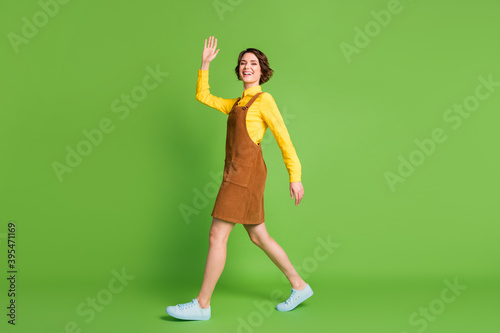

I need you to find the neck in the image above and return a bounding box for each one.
[244,81,259,91]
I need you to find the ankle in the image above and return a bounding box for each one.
[196,297,210,309]
[291,280,307,290]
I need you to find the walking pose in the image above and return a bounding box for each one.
[166,36,313,320]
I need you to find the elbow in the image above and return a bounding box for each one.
[195,89,207,103]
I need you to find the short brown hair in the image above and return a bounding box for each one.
[235,48,274,85]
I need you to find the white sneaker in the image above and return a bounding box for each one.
[276,284,314,311]
[166,298,211,320]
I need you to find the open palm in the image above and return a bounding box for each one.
[202,36,220,63]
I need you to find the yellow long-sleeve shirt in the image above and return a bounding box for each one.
[195,69,301,183]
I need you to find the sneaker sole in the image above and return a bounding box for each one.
[165,308,210,320]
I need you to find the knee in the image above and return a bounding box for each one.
[249,233,270,248]
[209,228,228,246]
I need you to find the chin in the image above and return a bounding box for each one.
[241,76,255,83]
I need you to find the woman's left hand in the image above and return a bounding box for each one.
[290,182,304,206]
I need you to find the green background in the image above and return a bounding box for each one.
[1,0,499,332]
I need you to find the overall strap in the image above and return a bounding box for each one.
[243,92,264,110]
[232,97,242,108]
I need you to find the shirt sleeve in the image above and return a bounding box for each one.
[259,92,302,183]
[195,69,238,115]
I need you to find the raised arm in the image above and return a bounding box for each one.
[196,36,237,114]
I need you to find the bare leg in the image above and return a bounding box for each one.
[196,217,235,309]
[244,223,307,290]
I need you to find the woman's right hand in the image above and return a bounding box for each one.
[202,36,220,65]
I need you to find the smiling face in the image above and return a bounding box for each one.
[239,52,262,85]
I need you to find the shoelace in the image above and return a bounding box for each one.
[177,300,195,310]
[285,290,300,305]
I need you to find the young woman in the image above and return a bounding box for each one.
[166,36,313,320]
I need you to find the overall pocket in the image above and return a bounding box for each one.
[225,160,253,187]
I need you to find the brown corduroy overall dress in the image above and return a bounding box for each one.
[211,91,267,225]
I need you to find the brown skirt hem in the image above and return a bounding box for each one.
[211,212,265,225]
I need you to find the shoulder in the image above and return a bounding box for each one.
[259,91,273,99]
[258,91,277,106]
[256,92,281,120]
